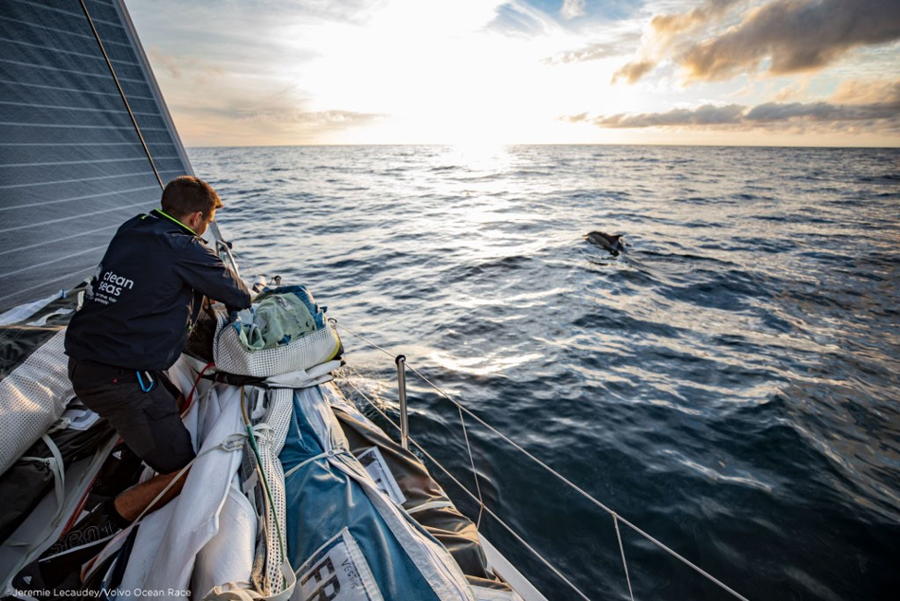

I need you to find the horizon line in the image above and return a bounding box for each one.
[184,141,900,150]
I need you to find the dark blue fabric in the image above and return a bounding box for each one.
[280,391,443,601]
[64,210,250,370]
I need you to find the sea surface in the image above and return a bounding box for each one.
[190,144,899,601]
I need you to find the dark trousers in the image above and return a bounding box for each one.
[67,357,195,474]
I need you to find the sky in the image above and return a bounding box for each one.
[124,0,900,147]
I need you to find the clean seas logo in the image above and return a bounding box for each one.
[97,270,134,298]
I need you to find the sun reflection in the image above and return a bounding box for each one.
[444,141,512,173]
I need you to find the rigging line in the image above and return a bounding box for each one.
[405,362,751,601]
[336,321,750,601]
[339,368,402,434]
[333,321,749,598]
[79,0,163,190]
[330,319,396,360]
[406,432,593,601]
[340,371,592,600]
[613,515,635,601]
[457,405,486,529]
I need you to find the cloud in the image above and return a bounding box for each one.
[651,0,742,35]
[680,0,900,81]
[611,59,657,83]
[148,48,224,82]
[561,0,586,20]
[831,78,900,105]
[588,104,746,127]
[744,101,899,123]
[567,81,900,129]
[544,32,642,64]
[613,0,900,85]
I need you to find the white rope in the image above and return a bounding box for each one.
[282,448,351,479]
[335,322,752,601]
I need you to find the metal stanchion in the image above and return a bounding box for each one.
[395,354,409,449]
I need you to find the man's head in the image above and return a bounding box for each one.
[161,176,223,236]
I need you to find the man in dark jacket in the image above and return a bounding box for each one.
[65,175,251,523]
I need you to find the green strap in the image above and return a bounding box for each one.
[152,208,198,236]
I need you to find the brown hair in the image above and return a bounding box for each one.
[161,175,222,219]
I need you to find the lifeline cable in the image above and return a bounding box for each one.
[334,319,752,601]
[337,373,593,601]
[79,0,164,190]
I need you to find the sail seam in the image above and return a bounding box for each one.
[0,198,152,234]
[0,169,180,190]
[0,245,108,281]
[0,78,154,101]
[0,57,147,84]
[0,15,132,48]
[0,184,160,212]
[1,156,181,170]
[0,224,119,258]
[13,0,126,30]
[0,266,96,305]
[0,35,141,66]
[0,99,161,117]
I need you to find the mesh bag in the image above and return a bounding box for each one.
[212,311,341,378]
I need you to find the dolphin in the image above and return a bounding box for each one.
[584,231,625,256]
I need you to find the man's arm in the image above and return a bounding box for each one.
[175,242,252,310]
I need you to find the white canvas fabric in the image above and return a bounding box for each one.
[263,360,342,389]
[0,330,73,474]
[192,479,258,598]
[119,384,246,599]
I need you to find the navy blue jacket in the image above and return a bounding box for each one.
[65,209,251,370]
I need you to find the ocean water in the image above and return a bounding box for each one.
[191,145,899,601]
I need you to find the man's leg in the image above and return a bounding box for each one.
[113,468,190,521]
[69,359,197,523]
